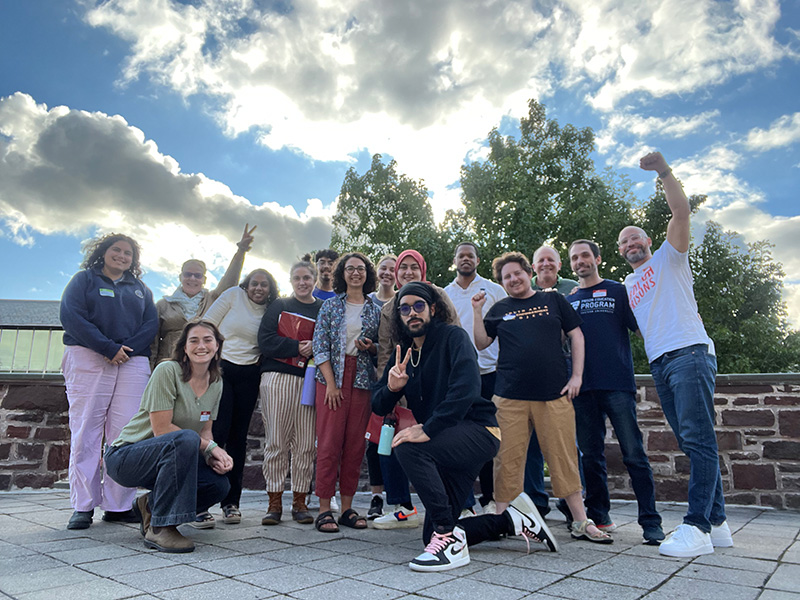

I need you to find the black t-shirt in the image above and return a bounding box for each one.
[258,296,323,376]
[484,291,582,401]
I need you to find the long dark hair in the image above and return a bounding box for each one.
[332,252,377,295]
[390,284,453,348]
[81,233,142,278]
[239,268,279,305]
[171,320,224,383]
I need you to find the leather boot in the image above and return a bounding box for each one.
[144,524,194,553]
[261,491,283,525]
[292,492,314,524]
[132,493,151,538]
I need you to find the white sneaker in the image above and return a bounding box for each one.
[659,524,714,557]
[459,507,477,519]
[710,521,733,547]
[409,526,470,572]
[507,492,558,552]
[330,496,339,512]
[483,500,497,515]
[373,505,420,529]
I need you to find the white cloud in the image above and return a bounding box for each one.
[0,92,332,284]
[81,0,789,221]
[745,112,800,152]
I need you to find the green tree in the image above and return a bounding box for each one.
[330,154,439,267]
[459,99,632,278]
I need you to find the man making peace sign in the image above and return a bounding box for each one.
[372,282,557,572]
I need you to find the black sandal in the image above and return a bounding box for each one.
[315,510,339,533]
[338,508,367,529]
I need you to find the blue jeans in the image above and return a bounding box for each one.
[573,390,661,528]
[650,344,725,533]
[105,430,230,527]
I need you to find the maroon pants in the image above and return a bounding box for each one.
[315,355,371,498]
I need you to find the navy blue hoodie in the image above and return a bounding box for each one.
[60,267,158,360]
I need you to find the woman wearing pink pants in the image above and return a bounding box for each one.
[60,233,158,530]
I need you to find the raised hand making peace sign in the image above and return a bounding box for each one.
[387,344,411,393]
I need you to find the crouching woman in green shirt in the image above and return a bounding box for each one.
[105,321,233,553]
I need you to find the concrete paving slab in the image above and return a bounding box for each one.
[0,565,99,596]
[358,564,458,593]
[577,554,683,588]
[758,592,800,600]
[765,564,800,593]
[304,554,392,576]
[677,562,770,588]
[236,564,342,594]
[469,563,564,591]
[536,576,647,600]
[16,578,142,600]
[158,578,275,600]
[192,554,287,576]
[290,578,404,600]
[641,576,760,600]
[111,564,223,593]
[424,577,530,600]
[46,542,139,564]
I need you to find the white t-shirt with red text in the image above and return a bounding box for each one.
[624,240,711,363]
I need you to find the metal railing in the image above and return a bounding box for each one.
[0,326,64,374]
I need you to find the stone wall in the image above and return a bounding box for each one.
[2,374,799,509]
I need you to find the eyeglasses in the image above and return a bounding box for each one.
[344,266,366,274]
[182,271,204,279]
[618,233,644,247]
[398,300,428,316]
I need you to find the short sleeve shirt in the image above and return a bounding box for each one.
[484,292,582,401]
[111,361,222,446]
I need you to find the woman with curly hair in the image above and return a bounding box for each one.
[194,268,279,527]
[312,252,381,532]
[60,232,158,530]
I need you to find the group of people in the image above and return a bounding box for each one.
[59,152,732,569]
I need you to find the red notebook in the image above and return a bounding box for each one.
[276,311,316,368]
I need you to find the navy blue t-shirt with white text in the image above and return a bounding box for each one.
[568,279,637,393]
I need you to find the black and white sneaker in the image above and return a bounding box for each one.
[508,492,559,552]
[409,526,470,572]
[367,495,384,520]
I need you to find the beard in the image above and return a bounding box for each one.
[624,247,648,265]
[403,318,431,338]
[456,265,476,277]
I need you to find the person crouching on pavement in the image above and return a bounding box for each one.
[372,282,557,572]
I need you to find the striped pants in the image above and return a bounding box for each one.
[260,371,316,493]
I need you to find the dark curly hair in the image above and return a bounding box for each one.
[239,268,279,306]
[390,284,453,348]
[332,252,377,295]
[171,320,224,383]
[81,233,142,278]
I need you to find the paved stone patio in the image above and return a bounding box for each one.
[1,490,798,600]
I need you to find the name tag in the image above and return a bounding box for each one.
[99,288,115,297]
[200,411,211,422]
[593,289,607,298]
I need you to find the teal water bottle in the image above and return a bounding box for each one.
[377,422,395,456]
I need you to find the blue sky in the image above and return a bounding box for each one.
[1,0,799,325]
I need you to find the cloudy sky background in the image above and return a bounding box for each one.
[1,0,799,327]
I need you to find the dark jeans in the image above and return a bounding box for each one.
[573,390,661,528]
[366,441,383,487]
[650,344,725,533]
[394,420,499,545]
[212,360,261,508]
[380,451,412,506]
[105,430,230,527]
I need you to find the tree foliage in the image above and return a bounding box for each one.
[460,99,632,280]
[330,154,439,264]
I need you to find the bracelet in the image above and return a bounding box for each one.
[203,441,218,458]
[658,167,672,179]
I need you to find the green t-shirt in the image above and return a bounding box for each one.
[111,361,222,447]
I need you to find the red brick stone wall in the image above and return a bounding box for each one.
[2,374,799,509]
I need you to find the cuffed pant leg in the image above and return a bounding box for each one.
[105,430,202,526]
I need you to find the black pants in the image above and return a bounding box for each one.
[394,420,499,545]
[366,441,383,487]
[212,360,261,508]
[477,372,497,502]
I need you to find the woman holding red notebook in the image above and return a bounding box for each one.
[258,259,323,525]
